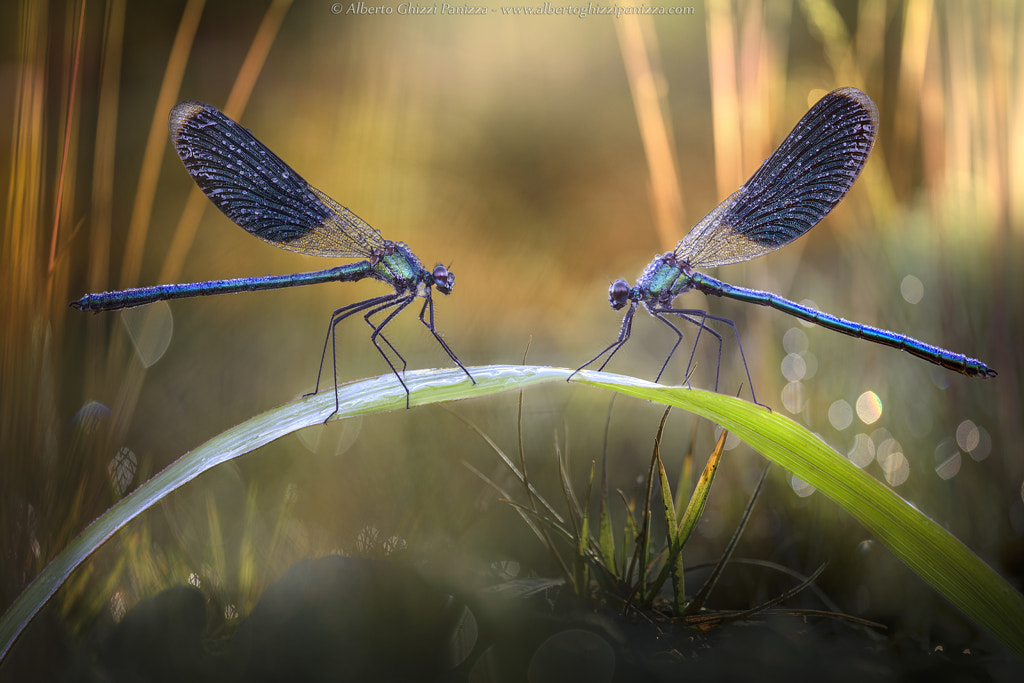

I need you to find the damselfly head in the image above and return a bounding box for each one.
[432,264,455,294]
[609,279,630,310]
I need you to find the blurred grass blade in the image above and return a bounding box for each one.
[446,403,565,525]
[598,396,617,575]
[464,461,549,551]
[577,460,596,595]
[598,492,616,577]
[617,489,639,587]
[555,440,582,594]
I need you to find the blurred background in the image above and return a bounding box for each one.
[1,0,1022,668]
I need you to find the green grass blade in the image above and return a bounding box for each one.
[648,427,728,606]
[656,453,685,614]
[574,371,1024,658]
[3,365,1020,661]
[676,427,727,550]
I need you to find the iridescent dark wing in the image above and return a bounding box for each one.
[676,87,877,268]
[169,101,385,258]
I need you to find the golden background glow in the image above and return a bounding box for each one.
[1,0,1021,659]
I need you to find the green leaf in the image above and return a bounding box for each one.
[574,372,1024,658]
[657,452,685,614]
[648,427,728,608]
[2,365,1021,662]
[676,427,727,550]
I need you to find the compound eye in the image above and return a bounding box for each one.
[609,279,630,309]
[432,264,455,294]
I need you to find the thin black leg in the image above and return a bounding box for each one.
[653,306,760,406]
[683,311,721,390]
[308,293,399,421]
[363,303,408,377]
[568,302,638,381]
[649,310,723,388]
[418,293,475,383]
[364,294,419,407]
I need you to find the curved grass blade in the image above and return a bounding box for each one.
[2,365,1019,661]
[0,365,560,662]
[572,371,1024,658]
